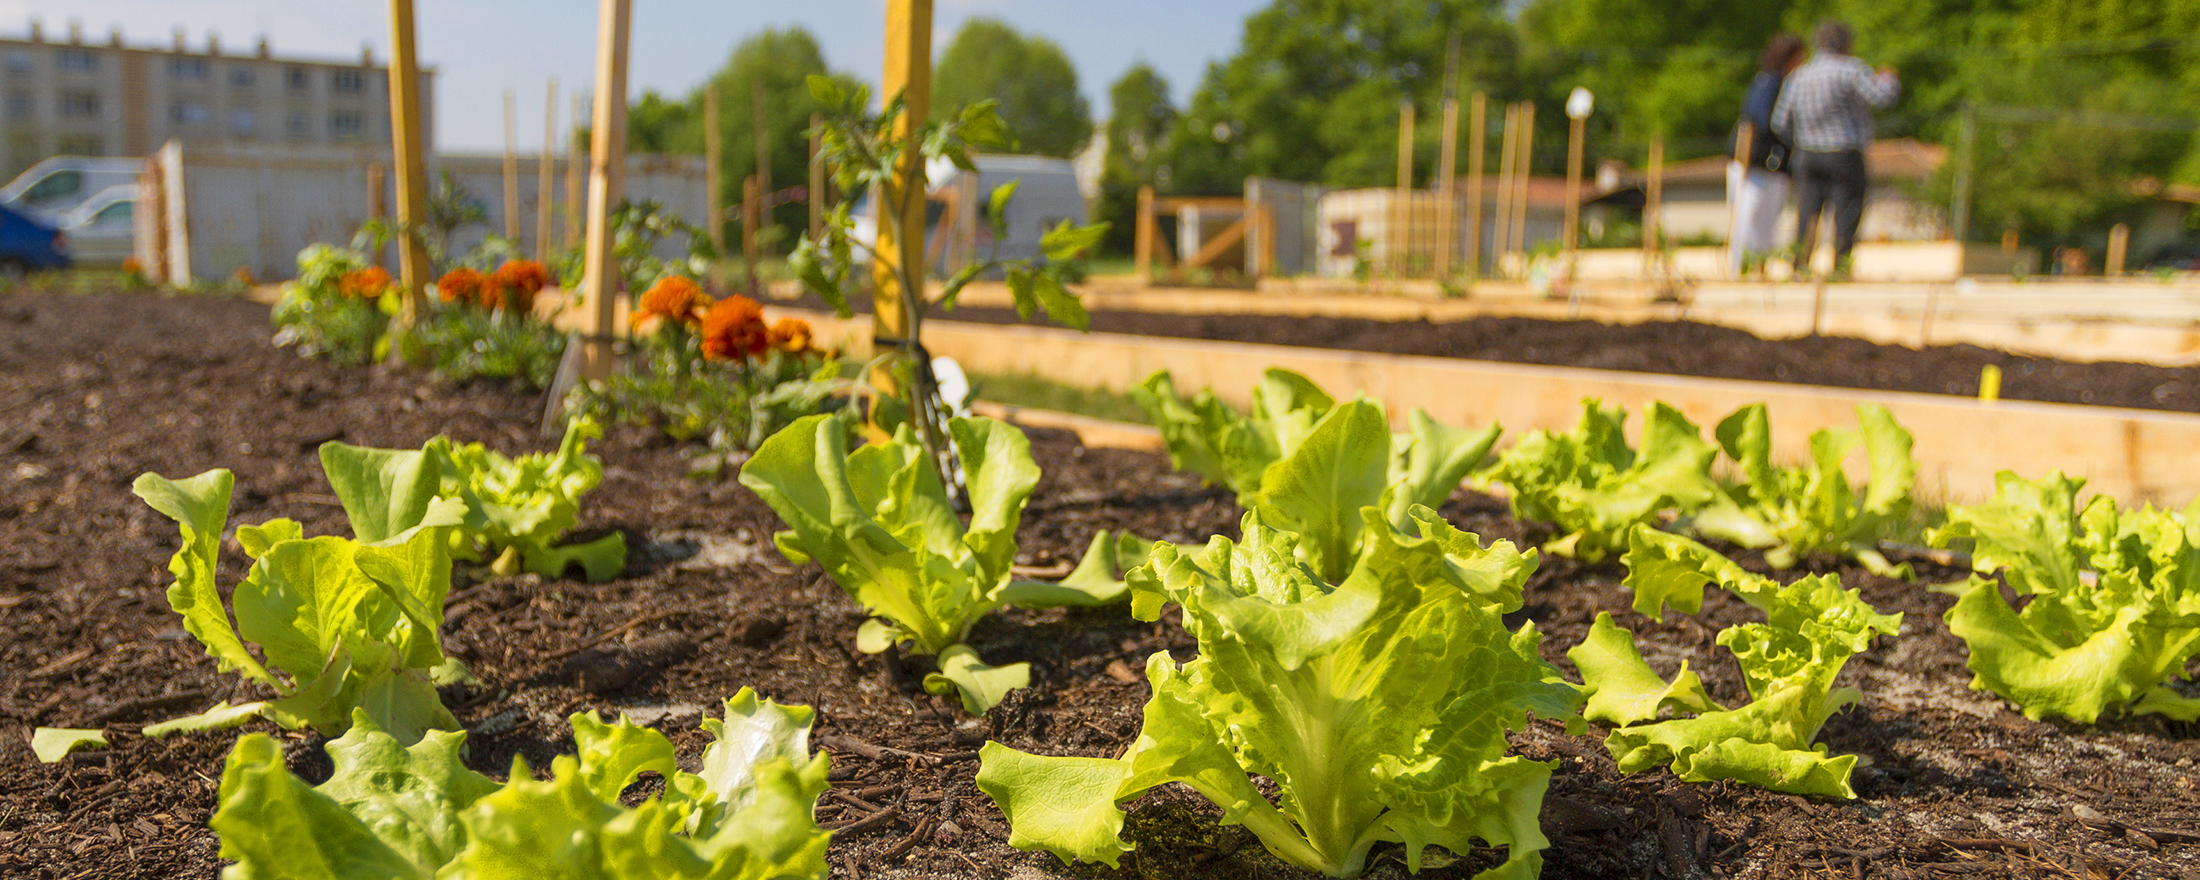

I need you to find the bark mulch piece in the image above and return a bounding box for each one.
[3,290,2198,880]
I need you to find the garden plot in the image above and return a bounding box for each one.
[2,290,2197,879]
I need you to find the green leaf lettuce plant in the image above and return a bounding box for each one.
[1570,528,1902,798]
[211,689,830,879]
[739,413,1147,714]
[1689,403,1917,578]
[1927,471,2200,722]
[319,419,627,583]
[977,505,1579,879]
[1488,398,1720,562]
[124,468,466,745]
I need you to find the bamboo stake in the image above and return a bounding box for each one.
[1728,123,1751,277]
[1493,103,1517,269]
[2108,223,2129,275]
[1645,136,1664,274]
[1513,103,1534,272]
[578,0,631,381]
[1395,102,1414,276]
[705,85,726,256]
[1465,92,1485,277]
[537,78,557,258]
[1135,184,1154,285]
[1436,95,1457,277]
[743,173,760,290]
[873,0,930,348]
[503,89,521,242]
[808,112,824,243]
[565,93,584,246]
[753,80,771,206]
[385,0,430,336]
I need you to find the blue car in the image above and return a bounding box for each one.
[0,201,71,277]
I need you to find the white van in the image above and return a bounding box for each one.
[0,157,142,223]
[58,184,137,266]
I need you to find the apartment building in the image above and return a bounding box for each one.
[1,21,436,178]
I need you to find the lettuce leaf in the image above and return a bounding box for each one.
[212,692,830,880]
[740,414,1140,713]
[133,470,464,744]
[1490,399,1718,562]
[1571,529,1902,798]
[979,506,1577,878]
[1927,471,2200,722]
[1131,370,1496,531]
[1689,403,1916,578]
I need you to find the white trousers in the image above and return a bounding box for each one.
[1727,162,1790,274]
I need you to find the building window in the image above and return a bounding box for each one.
[287,111,309,138]
[330,69,364,94]
[229,67,255,88]
[286,66,308,90]
[230,108,256,135]
[57,50,98,73]
[168,57,210,80]
[170,101,210,125]
[4,51,32,73]
[5,92,31,120]
[330,110,363,137]
[60,91,101,119]
[56,135,102,155]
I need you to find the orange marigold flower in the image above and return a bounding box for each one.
[768,317,813,354]
[338,266,392,299]
[121,256,143,274]
[700,294,771,361]
[437,267,485,305]
[493,260,551,297]
[635,275,710,329]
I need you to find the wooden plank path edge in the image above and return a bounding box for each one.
[768,306,2200,507]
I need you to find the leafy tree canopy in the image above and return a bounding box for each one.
[933,18,1094,159]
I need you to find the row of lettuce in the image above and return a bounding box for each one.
[32,364,2200,879]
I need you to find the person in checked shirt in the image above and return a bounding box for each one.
[1772,20,1898,279]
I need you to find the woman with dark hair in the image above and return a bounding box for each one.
[1728,32,1808,275]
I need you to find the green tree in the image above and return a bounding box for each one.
[932,18,1094,158]
[626,90,699,154]
[1156,0,1523,194]
[1095,63,1177,255]
[697,27,849,251]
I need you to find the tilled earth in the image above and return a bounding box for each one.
[3,290,2197,880]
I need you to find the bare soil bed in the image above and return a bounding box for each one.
[3,290,2197,880]
[796,295,2200,414]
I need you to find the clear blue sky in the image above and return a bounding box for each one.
[0,0,1271,153]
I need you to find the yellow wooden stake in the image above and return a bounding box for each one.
[1979,364,2002,403]
[578,0,631,381]
[873,0,931,348]
[385,0,431,335]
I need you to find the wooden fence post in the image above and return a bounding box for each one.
[1645,137,1663,275]
[386,0,431,338]
[1436,94,1457,278]
[2108,223,2129,276]
[578,0,631,381]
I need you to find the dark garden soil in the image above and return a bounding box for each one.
[792,293,2200,415]
[3,289,2197,880]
